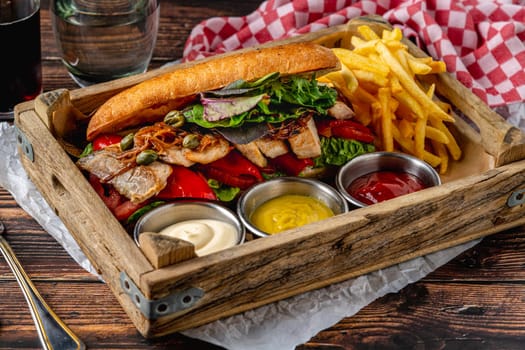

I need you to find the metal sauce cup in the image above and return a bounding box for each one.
[134,201,245,253]
[336,151,441,208]
[237,177,348,237]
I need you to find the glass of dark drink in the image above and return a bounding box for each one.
[0,0,42,120]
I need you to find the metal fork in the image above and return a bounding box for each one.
[0,219,86,350]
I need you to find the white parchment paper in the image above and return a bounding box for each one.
[0,101,523,349]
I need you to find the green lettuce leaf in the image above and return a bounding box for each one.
[79,143,93,158]
[184,73,337,129]
[207,179,240,202]
[314,137,375,167]
[201,94,266,122]
[126,201,165,224]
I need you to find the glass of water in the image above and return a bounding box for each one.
[51,0,159,87]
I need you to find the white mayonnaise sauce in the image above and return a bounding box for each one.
[159,219,238,256]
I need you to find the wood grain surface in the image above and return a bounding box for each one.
[1,1,525,349]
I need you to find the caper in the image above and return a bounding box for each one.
[136,150,158,165]
[120,133,134,151]
[164,110,185,128]
[182,134,200,149]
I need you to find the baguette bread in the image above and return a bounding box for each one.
[86,42,340,141]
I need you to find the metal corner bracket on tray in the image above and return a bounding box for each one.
[120,272,204,319]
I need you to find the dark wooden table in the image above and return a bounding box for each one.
[2,1,525,349]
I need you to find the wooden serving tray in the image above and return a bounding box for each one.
[14,16,525,337]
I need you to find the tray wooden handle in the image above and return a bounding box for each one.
[434,72,525,166]
[34,89,89,138]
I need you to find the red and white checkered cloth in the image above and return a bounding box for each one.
[183,0,525,108]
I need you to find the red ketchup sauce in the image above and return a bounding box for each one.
[347,171,427,205]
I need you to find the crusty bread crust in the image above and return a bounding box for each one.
[86,42,340,141]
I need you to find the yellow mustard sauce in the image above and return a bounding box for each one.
[250,194,334,234]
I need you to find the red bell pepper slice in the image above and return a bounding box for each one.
[315,119,333,138]
[332,125,374,143]
[157,166,216,200]
[88,174,146,221]
[270,152,314,176]
[113,201,147,222]
[89,166,217,221]
[199,150,263,190]
[93,134,123,151]
[89,174,121,209]
[316,119,374,143]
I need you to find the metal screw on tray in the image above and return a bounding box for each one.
[0,219,86,350]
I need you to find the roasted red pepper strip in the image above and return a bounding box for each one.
[315,119,333,138]
[89,166,216,221]
[113,201,146,222]
[92,134,122,151]
[89,174,121,208]
[331,125,374,143]
[270,152,314,176]
[157,166,216,200]
[328,119,373,133]
[199,150,263,190]
[315,119,374,143]
[88,174,145,221]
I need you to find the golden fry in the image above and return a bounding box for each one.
[358,81,381,94]
[392,123,442,167]
[382,27,403,41]
[349,98,372,126]
[426,83,436,98]
[408,56,446,74]
[389,96,400,113]
[429,60,447,73]
[411,56,433,65]
[358,25,380,40]
[354,85,379,105]
[374,40,454,123]
[414,116,427,159]
[395,102,418,122]
[392,88,425,119]
[321,65,358,98]
[431,140,449,174]
[422,150,444,168]
[378,87,394,152]
[424,125,450,144]
[431,119,462,160]
[394,48,410,75]
[341,64,359,93]
[398,119,414,139]
[353,69,389,87]
[384,40,407,52]
[332,48,389,76]
[350,36,377,54]
[435,99,451,114]
[407,55,433,75]
[389,76,404,94]
[371,101,383,130]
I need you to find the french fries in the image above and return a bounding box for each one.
[320,25,461,174]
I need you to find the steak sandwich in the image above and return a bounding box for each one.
[77,42,376,222]
[86,42,341,141]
